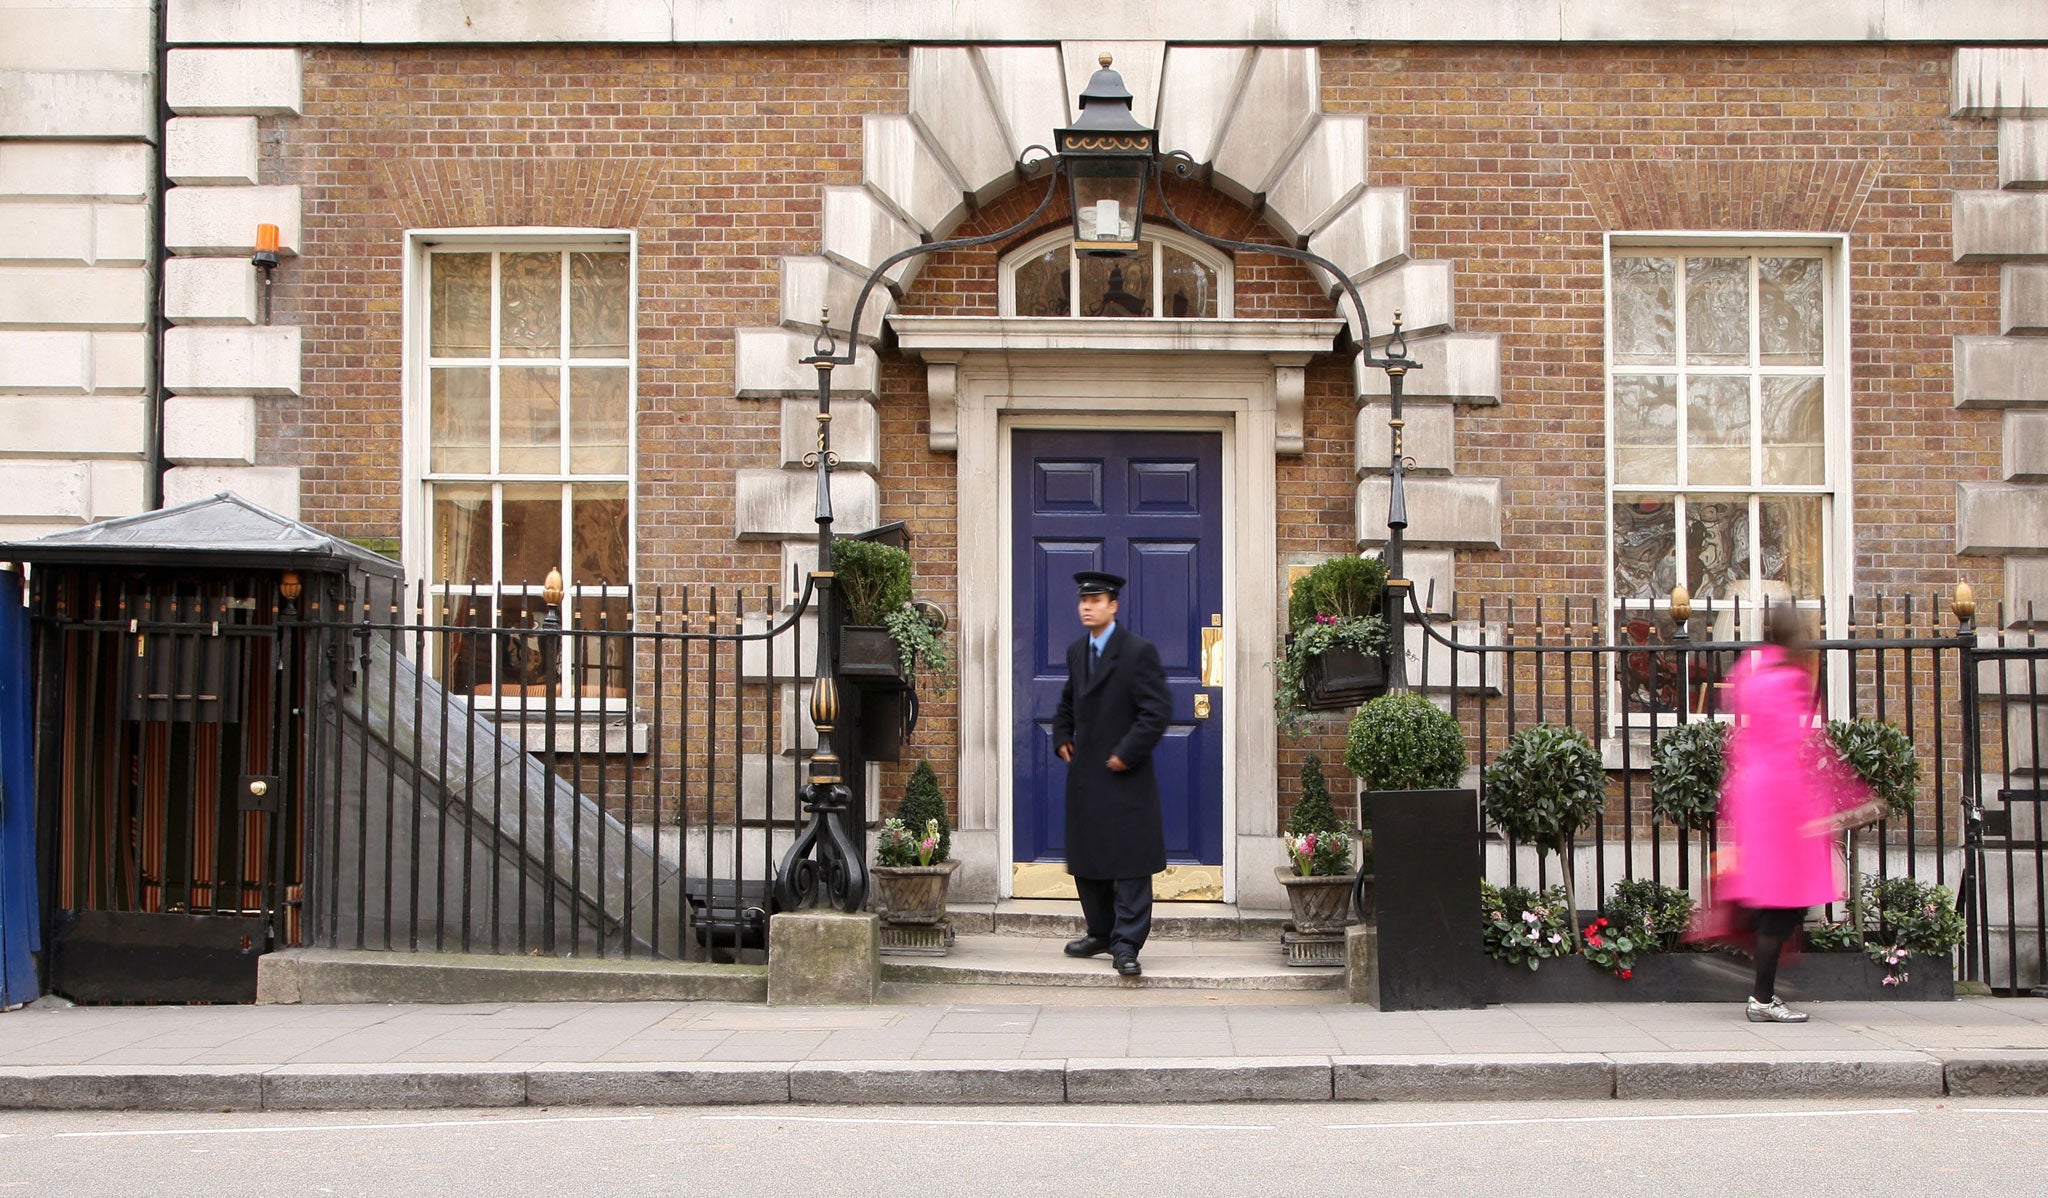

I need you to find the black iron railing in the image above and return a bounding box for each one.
[1399,586,2047,990]
[298,576,825,962]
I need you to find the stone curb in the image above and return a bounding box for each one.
[0,1051,2042,1111]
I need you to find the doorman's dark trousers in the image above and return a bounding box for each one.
[1074,875,1152,957]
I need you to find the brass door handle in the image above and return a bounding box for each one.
[1193,694,1211,719]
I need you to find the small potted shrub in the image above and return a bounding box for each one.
[1481,723,1605,948]
[871,760,960,955]
[832,538,914,683]
[1274,555,1389,729]
[1345,691,1485,1009]
[1276,755,1357,946]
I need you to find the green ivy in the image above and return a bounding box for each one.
[1344,691,1466,791]
[1648,720,1728,832]
[1273,614,1388,733]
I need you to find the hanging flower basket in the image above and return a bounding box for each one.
[1303,647,1385,710]
[839,625,908,686]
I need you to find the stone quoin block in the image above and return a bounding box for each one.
[1356,402,1455,475]
[161,466,302,519]
[0,204,93,264]
[163,326,301,395]
[1958,481,2048,555]
[1953,191,2048,263]
[734,326,879,399]
[0,395,149,459]
[1349,260,1455,343]
[819,187,919,292]
[164,186,302,257]
[1155,45,1252,166]
[2001,119,2048,190]
[1957,337,2048,408]
[166,257,260,325]
[167,117,262,186]
[1355,333,1502,405]
[164,396,258,467]
[167,48,304,116]
[779,396,879,473]
[2004,264,2048,335]
[974,44,1068,162]
[1355,476,1502,549]
[1211,46,1320,203]
[734,468,879,540]
[1953,47,2048,118]
[862,115,966,241]
[779,258,892,345]
[0,6,155,74]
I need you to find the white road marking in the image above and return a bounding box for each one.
[1327,1108,1916,1131]
[703,1114,1275,1132]
[53,1114,656,1139]
[1956,1107,2048,1115]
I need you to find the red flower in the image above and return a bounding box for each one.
[1588,934,1603,948]
[1620,968,1633,979]
[1596,918,1609,928]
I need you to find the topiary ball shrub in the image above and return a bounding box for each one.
[1344,691,1466,791]
[1648,720,1729,832]
[1481,723,1605,849]
[833,538,913,627]
[893,759,950,862]
[1825,719,1919,818]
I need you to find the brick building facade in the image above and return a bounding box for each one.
[5,2,2048,911]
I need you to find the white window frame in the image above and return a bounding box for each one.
[399,227,638,712]
[1602,232,1854,724]
[998,226,1234,318]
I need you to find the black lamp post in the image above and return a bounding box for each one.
[773,55,1425,913]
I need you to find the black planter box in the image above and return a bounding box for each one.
[840,626,907,686]
[1368,788,1488,1010]
[1487,949,1955,1003]
[1302,647,1385,710]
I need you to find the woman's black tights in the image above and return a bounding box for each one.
[1750,906,1807,1002]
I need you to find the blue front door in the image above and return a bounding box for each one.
[1012,430,1225,892]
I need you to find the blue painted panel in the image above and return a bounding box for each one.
[1012,430,1224,870]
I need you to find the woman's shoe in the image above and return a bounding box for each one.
[1745,996,1809,1023]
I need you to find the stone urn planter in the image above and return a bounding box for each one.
[873,858,960,957]
[1276,867,1356,967]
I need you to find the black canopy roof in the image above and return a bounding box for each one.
[0,492,402,577]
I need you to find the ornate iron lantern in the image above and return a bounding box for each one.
[1057,54,1156,258]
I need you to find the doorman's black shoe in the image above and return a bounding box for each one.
[1113,953,1142,977]
[1064,936,1110,958]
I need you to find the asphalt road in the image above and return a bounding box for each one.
[1,1098,2043,1196]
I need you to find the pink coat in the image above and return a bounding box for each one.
[1717,645,1848,909]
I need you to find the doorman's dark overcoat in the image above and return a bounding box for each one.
[1052,627,1172,879]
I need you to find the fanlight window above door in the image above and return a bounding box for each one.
[1002,229,1231,319]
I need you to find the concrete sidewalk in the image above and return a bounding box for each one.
[3,995,2047,1111]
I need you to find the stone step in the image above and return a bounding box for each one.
[879,933,1346,992]
[948,899,1296,941]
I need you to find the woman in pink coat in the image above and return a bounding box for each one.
[1718,603,1868,1022]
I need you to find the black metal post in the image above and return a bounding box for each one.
[774,317,869,913]
[1953,580,1987,984]
[1380,320,1416,693]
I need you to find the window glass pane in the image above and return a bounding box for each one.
[1611,256,1675,364]
[1160,244,1218,318]
[1759,496,1825,600]
[1686,497,1751,600]
[568,367,629,474]
[568,594,633,698]
[429,253,491,358]
[499,367,560,474]
[1685,375,1751,485]
[499,252,562,358]
[1761,375,1824,485]
[569,252,630,359]
[1614,375,1677,485]
[1013,247,1072,317]
[1685,256,1750,365]
[571,484,630,585]
[1759,257,1823,367]
[429,367,490,474]
[496,594,555,694]
[430,484,493,585]
[1079,254,1151,317]
[1613,497,1676,599]
[500,484,562,591]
